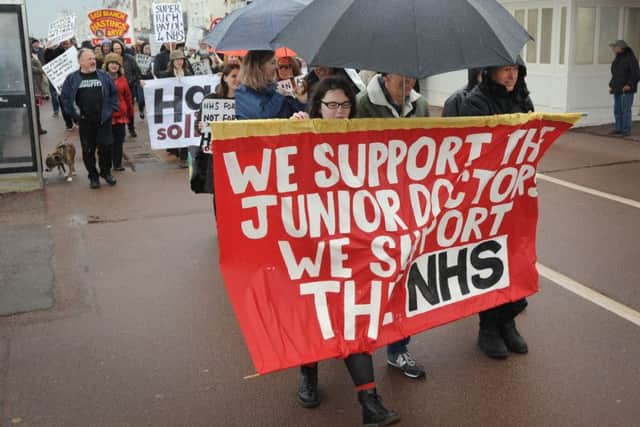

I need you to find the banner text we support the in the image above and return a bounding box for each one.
[212,114,580,374]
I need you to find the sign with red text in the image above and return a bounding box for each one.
[212,113,581,374]
[88,9,133,45]
[143,75,220,149]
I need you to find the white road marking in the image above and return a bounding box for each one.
[537,173,640,209]
[537,263,640,327]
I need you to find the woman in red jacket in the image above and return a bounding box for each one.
[103,53,133,171]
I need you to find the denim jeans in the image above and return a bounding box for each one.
[613,92,634,134]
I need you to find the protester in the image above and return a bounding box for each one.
[276,56,301,80]
[46,39,75,129]
[101,39,112,56]
[442,68,482,117]
[152,43,171,78]
[288,76,401,427]
[31,38,48,97]
[111,39,141,138]
[223,54,241,67]
[94,45,104,69]
[235,50,306,119]
[356,72,429,379]
[61,48,119,189]
[160,49,193,168]
[608,40,640,137]
[305,66,360,97]
[459,61,533,359]
[103,53,133,172]
[30,50,47,135]
[191,64,240,199]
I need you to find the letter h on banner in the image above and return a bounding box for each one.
[154,87,183,123]
[344,280,381,340]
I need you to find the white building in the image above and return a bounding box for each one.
[422,0,640,126]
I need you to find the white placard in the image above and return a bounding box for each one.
[143,75,221,150]
[42,46,79,94]
[152,3,185,43]
[136,54,153,73]
[47,16,76,47]
[277,79,295,97]
[188,58,212,75]
[200,98,235,153]
[185,28,203,49]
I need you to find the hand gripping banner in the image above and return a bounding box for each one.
[212,113,581,374]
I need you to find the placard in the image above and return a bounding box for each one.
[88,9,133,45]
[46,16,76,47]
[153,2,185,43]
[42,46,79,94]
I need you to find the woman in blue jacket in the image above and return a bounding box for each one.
[235,50,306,119]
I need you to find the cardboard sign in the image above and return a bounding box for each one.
[47,16,76,47]
[88,9,133,44]
[153,2,185,43]
[185,27,204,49]
[277,79,295,97]
[199,98,235,153]
[136,54,152,73]
[42,46,79,94]
[143,75,221,149]
[211,113,582,374]
[188,58,212,76]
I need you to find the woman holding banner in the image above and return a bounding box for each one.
[235,50,306,120]
[289,76,400,427]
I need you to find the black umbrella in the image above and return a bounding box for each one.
[272,0,532,78]
[203,0,312,51]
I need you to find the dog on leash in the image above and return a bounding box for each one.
[45,142,76,182]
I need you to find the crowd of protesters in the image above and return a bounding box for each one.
[35,30,639,426]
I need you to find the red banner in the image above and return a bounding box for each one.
[212,113,580,374]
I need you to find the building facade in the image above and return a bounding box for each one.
[422,0,640,126]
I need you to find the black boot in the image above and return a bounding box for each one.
[358,389,400,427]
[297,365,320,408]
[478,325,509,359]
[100,173,117,186]
[500,319,528,354]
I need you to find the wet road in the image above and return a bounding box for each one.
[1,102,639,427]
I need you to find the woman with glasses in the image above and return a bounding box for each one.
[235,50,306,120]
[290,77,401,427]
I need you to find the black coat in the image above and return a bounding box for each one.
[609,48,640,94]
[460,65,534,116]
[442,68,482,117]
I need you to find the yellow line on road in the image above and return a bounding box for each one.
[537,173,640,209]
[537,263,640,327]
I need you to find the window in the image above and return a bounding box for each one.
[598,8,620,64]
[624,8,640,55]
[527,9,539,63]
[575,7,596,64]
[540,8,553,64]
[559,7,567,64]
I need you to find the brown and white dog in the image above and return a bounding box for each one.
[45,142,76,181]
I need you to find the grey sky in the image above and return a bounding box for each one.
[25,0,103,39]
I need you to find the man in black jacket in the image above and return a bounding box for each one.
[608,40,640,137]
[459,61,533,359]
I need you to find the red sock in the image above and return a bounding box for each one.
[355,382,376,392]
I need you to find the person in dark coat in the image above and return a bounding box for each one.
[111,38,141,138]
[459,61,533,360]
[442,68,482,117]
[608,40,640,137]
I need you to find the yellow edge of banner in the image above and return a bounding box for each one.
[211,112,582,141]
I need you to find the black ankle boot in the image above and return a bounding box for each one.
[358,389,400,427]
[297,365,320,408]
[478,324,509,359]
[500,319,528,354]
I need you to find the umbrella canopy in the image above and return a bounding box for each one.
[204,0,312,51]
[272,0,532,78]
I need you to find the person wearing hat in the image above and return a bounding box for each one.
[608,40,640,137]
[159,49,193,167]
[459,60,533,360]
[103,53,133,172]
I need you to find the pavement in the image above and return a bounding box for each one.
[0,100,639,427]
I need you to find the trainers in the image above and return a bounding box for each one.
[386,352,426,379]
